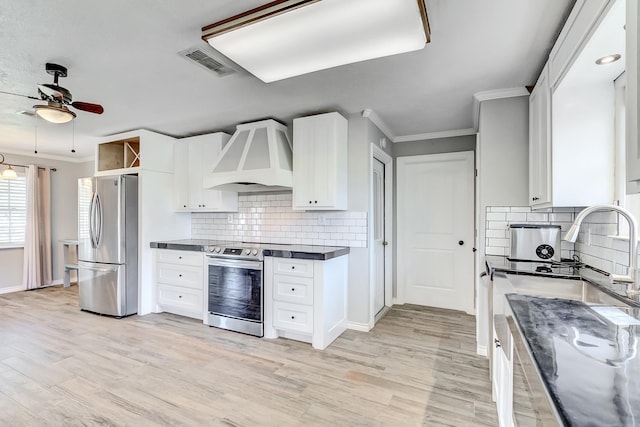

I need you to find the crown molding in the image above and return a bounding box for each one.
[362,109,395,141]
[393,128,477,143]
[0,147,93,163]
[472,87,530,131]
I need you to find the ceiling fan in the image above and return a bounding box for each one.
[0,63,104,123]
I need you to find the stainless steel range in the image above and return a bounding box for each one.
[204,243,264,337]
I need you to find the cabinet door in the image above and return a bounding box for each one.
[173,141,190,210]
[529,66,551,207]
[293,112,347,210]
[627,0,640,190]
[188,139,205,209]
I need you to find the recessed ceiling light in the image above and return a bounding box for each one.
[595,54,622,65]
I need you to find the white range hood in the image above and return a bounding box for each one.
[204,119,293,192]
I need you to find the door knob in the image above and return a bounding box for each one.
[382,241,388,246]
[458,240,464,246]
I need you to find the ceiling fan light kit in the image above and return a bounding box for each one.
[34,101,76,124]
[202,0,430,83]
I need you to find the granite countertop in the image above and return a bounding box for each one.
[149,239,349,261]
[507,294,640,426]
[485,255,581,279]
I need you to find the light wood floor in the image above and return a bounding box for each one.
[0,285,497,426]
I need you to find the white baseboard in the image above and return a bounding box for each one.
[0,285,26,295]
[347,321,373,332]
[477,345,488,357]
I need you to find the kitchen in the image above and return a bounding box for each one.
[0,0,638,425]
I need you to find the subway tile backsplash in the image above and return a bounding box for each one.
[191,192,368,248]
[485,205,632,294]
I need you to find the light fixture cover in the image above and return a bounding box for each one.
[33,102,76,123]
[2,165,18,179]
[203,0,430,83]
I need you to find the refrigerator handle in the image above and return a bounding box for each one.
[89,191,97,248]
[96,192,104,248]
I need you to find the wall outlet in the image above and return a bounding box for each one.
[227,214,233,224]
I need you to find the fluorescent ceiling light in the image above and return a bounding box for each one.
[202,0,430,83]
[33,102,76,123]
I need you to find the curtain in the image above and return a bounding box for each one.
[23,165,52,289]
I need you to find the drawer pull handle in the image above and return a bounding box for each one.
[291,266,295,269]
[179,256,182,259]
[179,295,182,299]
[291,288,295,292]
[494,338,501,348]
[179,274,182,277]
[291,316,295,320]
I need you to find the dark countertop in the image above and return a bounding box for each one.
[485,255,581,279]
[149,239,349,261]
[507,294,640,427]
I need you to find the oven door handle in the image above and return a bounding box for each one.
[206,257,263,270]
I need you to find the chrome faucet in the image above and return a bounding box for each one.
[564,204,639,297]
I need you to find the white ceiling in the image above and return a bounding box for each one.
[0,0,573,159]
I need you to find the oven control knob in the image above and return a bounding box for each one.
[207,247,214,252]
[252,249,258,256]
[214,247,221,253]
[245,249,251,255]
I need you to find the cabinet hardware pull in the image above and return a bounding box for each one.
[291,316,295,320]
[314,201,317,204]
[532,197,539,201]
[179,274,182,277]
[494,338,501,348]
[458,240,464,246]
[291,266,295,269]
[291,288,295,291]
[179,256,182,259]
[179,295,182,298]
[183,205,187,208]
[309,201,312,204]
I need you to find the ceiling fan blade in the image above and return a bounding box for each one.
[71,101,104,115]
[0,90,39,100]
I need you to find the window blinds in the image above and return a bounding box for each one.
[0,177,27,246]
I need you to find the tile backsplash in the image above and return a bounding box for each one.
[191,192,368,248]
[485,206,632,277]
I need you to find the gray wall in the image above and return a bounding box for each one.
[477,96,530,260]
[0,153,93,291]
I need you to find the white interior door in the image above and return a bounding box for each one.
[373,158,385,315]
[397,151,475,313]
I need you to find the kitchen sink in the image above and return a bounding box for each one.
[506,274,629,307]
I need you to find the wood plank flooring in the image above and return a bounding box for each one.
[0,285,497,426]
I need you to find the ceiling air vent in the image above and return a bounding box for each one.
[179,45,240,77]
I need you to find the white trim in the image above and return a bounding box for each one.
[347,321,373,332]
[369,143,394,327]
[0,285,25,294]
[0,147,93,163]
[477,345,488,357]
[362,109,395,141]
[472,87,530,131]
[394,128,477,143]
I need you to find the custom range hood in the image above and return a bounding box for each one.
[204,119,293,192]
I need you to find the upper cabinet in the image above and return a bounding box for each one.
[529,0,622,208]
[174,133,238,212]
[529,64,552,207]
[626,0,640,190]
[293,112,348,211]
[95,129,174,176]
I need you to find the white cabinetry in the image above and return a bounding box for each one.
[154,249,204,319]
[174,133,238,212]
[293,112,348,211]
[529,0,617,208]
[95,129,174,176]
[492,275,514,427]
[94,130,191,315]
[529,64,551,207]
[626,0,640,190]
[264,255,348,350]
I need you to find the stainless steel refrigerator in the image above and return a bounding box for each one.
[77,175,138,317]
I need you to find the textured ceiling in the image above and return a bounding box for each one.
[0,0,572,159]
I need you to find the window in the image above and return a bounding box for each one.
[0,175,27,247]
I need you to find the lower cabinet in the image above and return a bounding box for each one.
[153,249,204,320]
[264,255,348,350]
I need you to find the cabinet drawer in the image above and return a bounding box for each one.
[274,274,313,305]
[156,264,203,289]
[157,284,203,318]
[273,302,313,334]
[273,258,313,278]
[156,250,203,266]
